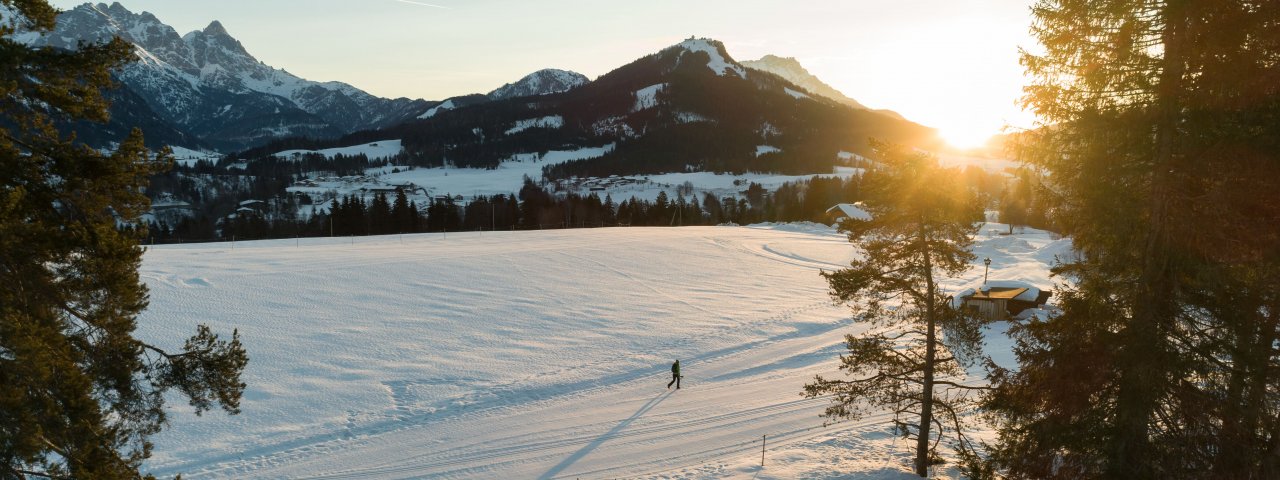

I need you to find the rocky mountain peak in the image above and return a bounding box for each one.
[741,54,881,113]
[202,19,228,36]
[101,1,130,15]
[487,68,589,100]
[750,54,803,71]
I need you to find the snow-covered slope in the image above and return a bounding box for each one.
[416,99,455,119]
[668,38,747,77]
[136,223,1067,478]
[504,115,564,135]
[273,139,403,161]
[21,2,428,150]
[488,68,589,100]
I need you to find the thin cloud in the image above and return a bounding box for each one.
[393,0,449,8]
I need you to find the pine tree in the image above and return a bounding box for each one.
[408,199,422,233]
[0,2,247,477]
[602,194,617,226]
[369,192,392,235]
[652,191,670,225]
[702,192,723,224]
[803,143,983,477]
[391,189,412,233]
[985,1,1280,478]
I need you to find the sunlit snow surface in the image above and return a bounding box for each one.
[138,223,1067,479]
[784,87,810,100]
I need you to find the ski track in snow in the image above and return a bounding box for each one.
[137,223,1063,479]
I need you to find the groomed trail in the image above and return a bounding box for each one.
[137,224,1068,479]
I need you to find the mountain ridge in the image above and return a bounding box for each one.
[13,5,935,166]
[255,36,939,180]
[488,69,589,100]
[19,2,431,150]
[740,54,905,120]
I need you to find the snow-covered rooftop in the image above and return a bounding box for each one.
[826,202,872,221]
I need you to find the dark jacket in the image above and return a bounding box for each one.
[671,360,680,376]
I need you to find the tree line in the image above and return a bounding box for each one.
[145,174,894,242]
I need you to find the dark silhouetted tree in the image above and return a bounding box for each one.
[0,2,248,478]
[984,1,1280,478]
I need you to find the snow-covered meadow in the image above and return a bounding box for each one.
[137,222,1068,479]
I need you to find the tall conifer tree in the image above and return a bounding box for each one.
[1,2,247,477]
[985,1,1280,478]
[804,143,983,477]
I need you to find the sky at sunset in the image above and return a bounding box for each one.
[50,0,1040,148]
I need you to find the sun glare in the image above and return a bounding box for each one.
[939,124,996,151]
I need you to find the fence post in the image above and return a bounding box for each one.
[761,434,766,466]
[231,235,235,250]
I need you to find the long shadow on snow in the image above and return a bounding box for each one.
[537,390,672,479]
[152,316,854,477]
[705,342,848,383]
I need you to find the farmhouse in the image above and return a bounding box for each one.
[955,280,1052,321]
[825,202,872,223]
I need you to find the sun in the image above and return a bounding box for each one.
[939,124,996,151]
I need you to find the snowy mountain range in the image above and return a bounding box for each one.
[740,54,904,120]
[15,3,601,152]
[18,2,433,150]
[285,37,937,179]
[14,3,935,167]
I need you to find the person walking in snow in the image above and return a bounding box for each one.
[667,360,681,389]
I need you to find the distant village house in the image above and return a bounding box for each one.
[955,281,1053,321]
[825,202,872,223]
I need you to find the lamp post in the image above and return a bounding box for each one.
[983,257,992,285]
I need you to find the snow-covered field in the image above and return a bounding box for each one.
[167,145,221,166]
[379,144,615,198]
[274,140,405,161]
[137,222,1068,479]
[282,141,863,212]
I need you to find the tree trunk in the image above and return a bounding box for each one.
[1108,2,1186,478]
[916,225,936,477]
